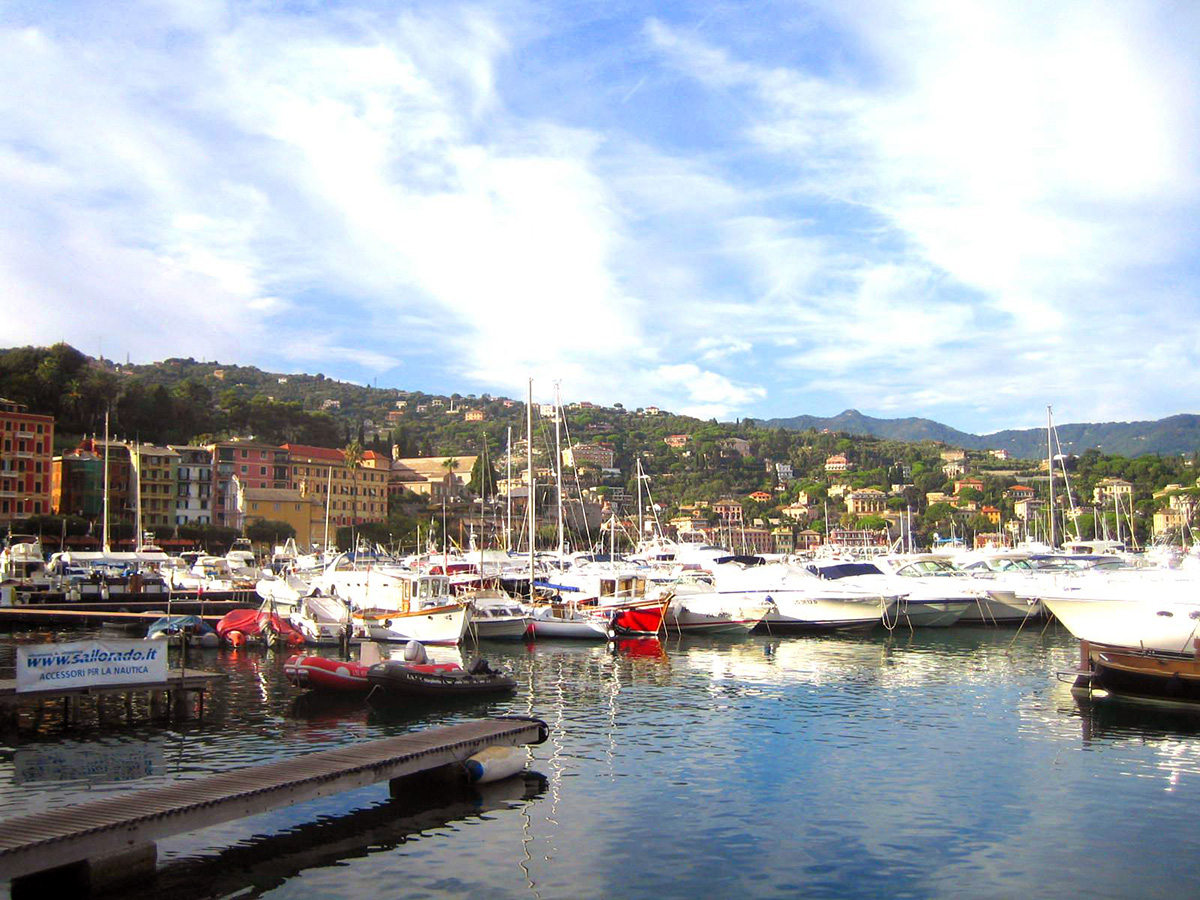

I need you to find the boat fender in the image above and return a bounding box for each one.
[228,630,246,648]
[463,745,526,784]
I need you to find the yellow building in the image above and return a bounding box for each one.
[391,456,477,500]
[240,487,316,547]
[130,443,179,530]
[845,489,886,515]
[283,444,389,549]
[1153,506,1189,536]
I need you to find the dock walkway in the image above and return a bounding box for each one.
[0,668,224,730]
[0,716,548,886]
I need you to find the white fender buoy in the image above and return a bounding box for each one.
[463,745,526,784]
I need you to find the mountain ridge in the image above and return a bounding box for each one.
[759,409,1200,459]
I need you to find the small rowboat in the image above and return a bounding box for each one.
[284,655,371,692]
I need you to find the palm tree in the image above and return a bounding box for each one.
[441,457,459,499]
[343,439,363,550]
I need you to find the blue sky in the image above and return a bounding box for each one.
[2,1,1198,433]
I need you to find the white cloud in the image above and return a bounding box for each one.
[653,364,766,419]
[645,1,1200,426]
[2,2,1197,432]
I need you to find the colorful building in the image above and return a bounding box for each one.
[0,398,54,527]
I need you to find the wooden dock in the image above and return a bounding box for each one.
[0,668,224,730]
[0,602,250,626]
[0,716,548,890]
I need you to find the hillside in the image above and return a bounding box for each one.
[3,344,1198,468]
[5,344,1200,549]
[761,409,1200,458]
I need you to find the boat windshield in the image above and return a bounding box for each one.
[809,562,884,579]
[896,559,958,576]
[417,577,450,600]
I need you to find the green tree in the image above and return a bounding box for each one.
[468,452,499,497]
[441,456,459,496]
[343,439,364,546]
[245,519,296,545]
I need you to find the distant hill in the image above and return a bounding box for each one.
[760,409,1200,459]
[3,343,1196,460]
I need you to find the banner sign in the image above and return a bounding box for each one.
[16,639,168,693]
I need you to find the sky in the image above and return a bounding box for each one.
[2,0,1198,434]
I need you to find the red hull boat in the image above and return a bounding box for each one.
[285,655,371,692]
[608,600,667,637]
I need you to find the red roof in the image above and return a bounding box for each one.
[281,443,345,462]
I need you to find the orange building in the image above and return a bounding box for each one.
[0,398,54,528]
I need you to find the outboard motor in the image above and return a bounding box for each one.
[402,639,428,664]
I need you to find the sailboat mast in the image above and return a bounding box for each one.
[102,409,110,553]
[637,458,644,548]
[323,464,333,554]
[505,426,512,553]
[1047,405,1056,548]
[527,379,535,596]
[1114,490,1122,545]
[554,381,564,561]
[132,442,142,549]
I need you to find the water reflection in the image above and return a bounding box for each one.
[4,629,1200,898]
[124,772,548,900]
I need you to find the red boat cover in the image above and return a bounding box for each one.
[215,608,260,638]
[216,608,305,643]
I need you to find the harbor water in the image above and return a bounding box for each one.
[2,625,1200,899]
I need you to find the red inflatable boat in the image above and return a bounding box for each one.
[284,655,370,692]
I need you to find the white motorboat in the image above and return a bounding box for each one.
[0,536,51,589]
[1027,571,1200,654]
[708,559,893,632]
[256,572,356,646]
[226,537,261,579]
[950,552,1048,622]
[309,557,470,645]
[463,586,532,640]
[802,558,972,628]
[526,600,612,639]
[656,578,772,635]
